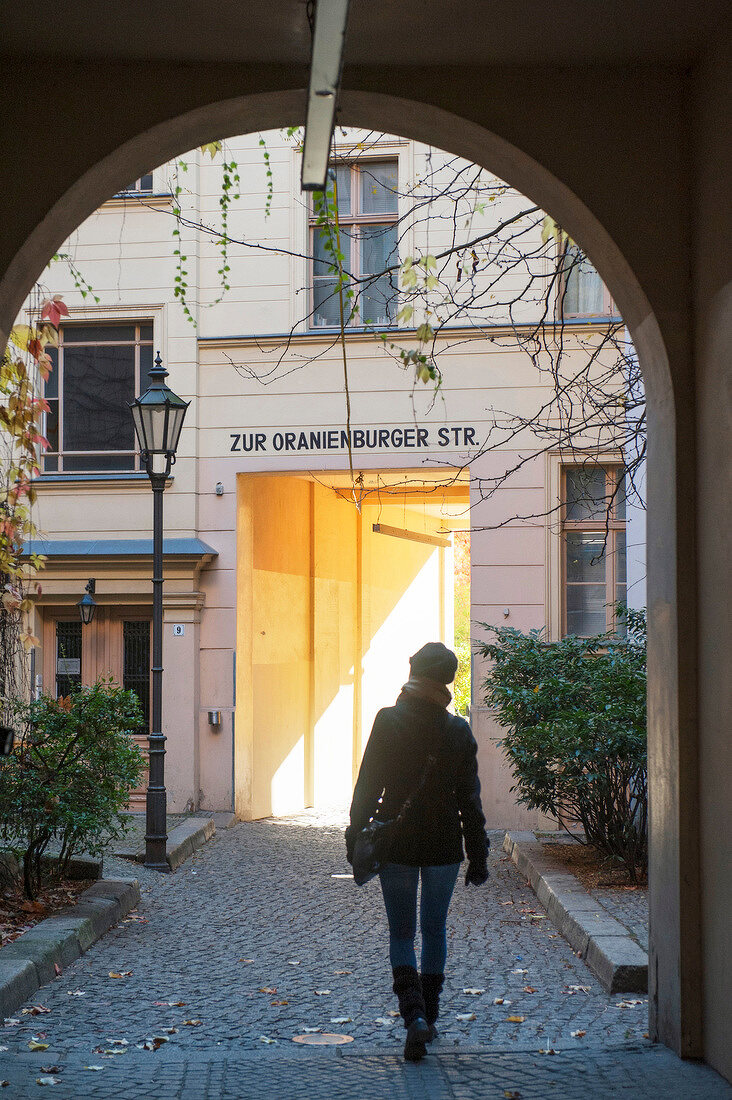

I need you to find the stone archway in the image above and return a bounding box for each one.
[0,81,703,1069]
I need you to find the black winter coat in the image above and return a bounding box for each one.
[347,692,489,867]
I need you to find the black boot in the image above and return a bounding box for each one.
[392,965,430,1061]
[421,973,444,1042]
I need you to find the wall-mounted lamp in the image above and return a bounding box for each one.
[301,0,352,192]
[208,710,222,729]
[78,579,97,625]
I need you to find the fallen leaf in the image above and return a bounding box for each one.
[137,1036,169,1051]
[259,1036,277,1044]
[84,1066,105,1071]
[53,965,61,976]
[615,1000,644,1009]
[153,1000,185,1007]
[258,988,277,995]
[493,997,508,1005]
[100,1049,126,1056]
[538,1048,560,1055]
[271,1000,289,1006]
[36,1077,60,1086]
[563,986,591,995]
[287,960,300,966]
[374,1017,395,1026]
[456,1012,476,1022]
[40,1066,60,1073]
[314,990,331,996]
[387,1010,400,1017]
[22,1005,51,1016]
[330,1016,352,1024]
[28,1040,50,1051]
[239,959,255,964]
[463,988,485,995]
[523,986,538,994]
[67,991,86,997]
[108,1039,129,1046]
[162,1027,178,1034]
[108,972,132,979]
[333,969,351,975]
[506,1016,525,1023]
[0,1048,6,1053]
[302,1027,321,1034]
[182,1020,202,1027]
[3,1019,20,1026]
[504,1092,522,1099]
[571,1030,586,1038]
[0,1083,9,1088]
[511,969,528,975]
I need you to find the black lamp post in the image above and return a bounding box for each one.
[129,352,189,871]
[78,579,97,624]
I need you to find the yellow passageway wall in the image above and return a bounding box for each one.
[235,473,464,819]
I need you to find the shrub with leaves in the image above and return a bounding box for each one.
[477,608,647,880]
[0,679,145,898]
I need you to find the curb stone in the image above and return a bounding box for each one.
[116,816,216,869]
[503,830,648,993]
[0,877,140,1019]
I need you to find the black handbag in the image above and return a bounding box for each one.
[351,755,436,886]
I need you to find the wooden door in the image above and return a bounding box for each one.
[43,609,152,810]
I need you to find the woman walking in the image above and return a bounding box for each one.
[345,642,489,1062]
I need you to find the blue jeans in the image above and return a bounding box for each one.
[379,862,460,973]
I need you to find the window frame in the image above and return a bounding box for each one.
[116,172,154,196]
[559,244,618,319]
[308,157,399,330]
[42,321,154,474]
[561,464,627,637]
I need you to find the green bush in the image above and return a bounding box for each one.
[476,608,647,880]
[0,679,145,898]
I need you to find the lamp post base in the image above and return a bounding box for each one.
[144,858,172,873]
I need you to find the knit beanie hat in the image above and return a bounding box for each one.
[409,642,459,685]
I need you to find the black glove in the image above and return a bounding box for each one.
[465,861,489,886]
[344,824,357,865]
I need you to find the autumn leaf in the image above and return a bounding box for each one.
[35,1077,60,1086]
[462,988,485,995]
[314,989,331,996]
[108,971,132,979]
[40,297,69,330]
[28,1040,50,1051]
[181,1019,202,1027]
[456,1012,476,1022]
[523,986,538,994]
[258,987,276,994]
[271,1000,289,1006]
[506,1015,525,1023]
[571,1029,586,1038]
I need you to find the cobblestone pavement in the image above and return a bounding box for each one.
[1,812,729,1098]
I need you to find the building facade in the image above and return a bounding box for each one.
[24,130,638,826]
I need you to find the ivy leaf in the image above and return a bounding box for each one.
[200,141,222,159]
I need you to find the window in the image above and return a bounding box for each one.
[117,173,154,195]
[561,245,618,318]
[310,159,399,328]
[562,465,626,636]
[43,323,153,473]
[55,620,82,697]
[123,621,151,728]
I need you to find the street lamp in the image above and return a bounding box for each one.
[129,352,189,871]
[78,579,97,625]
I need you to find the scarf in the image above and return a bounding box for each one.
[400,675,452,709]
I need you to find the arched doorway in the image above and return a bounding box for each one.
[0,84,709,1073]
